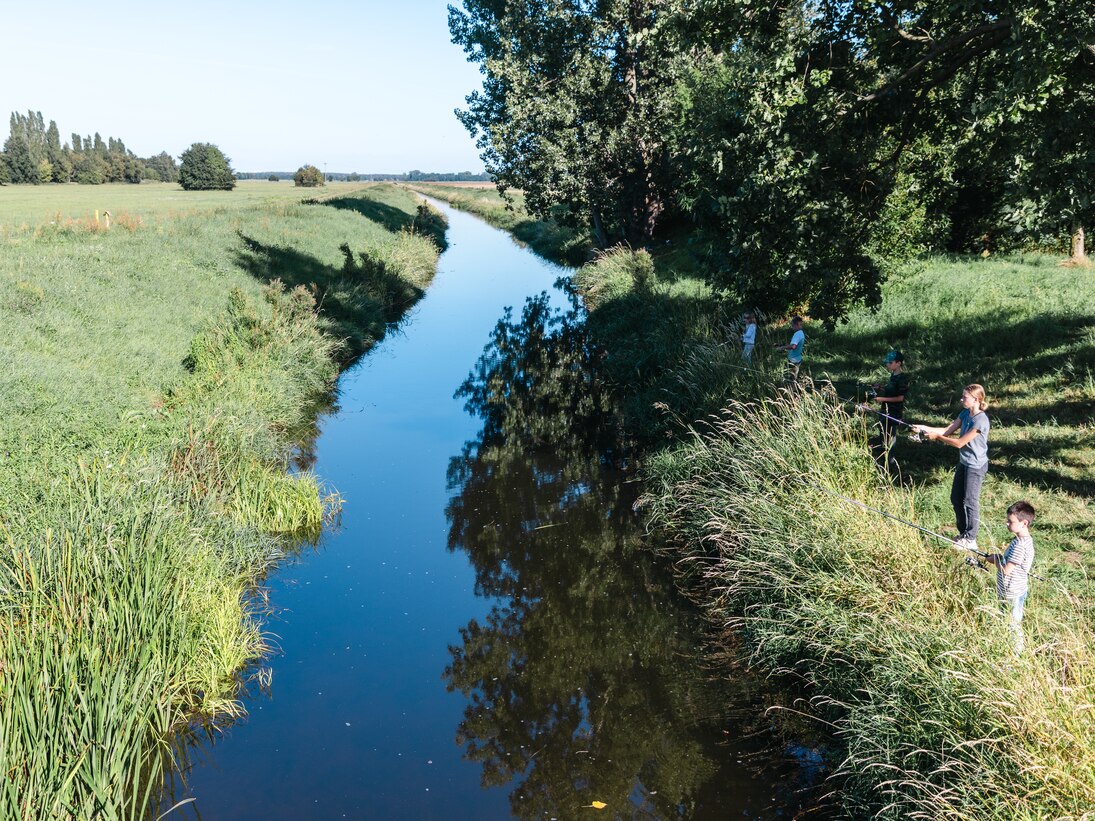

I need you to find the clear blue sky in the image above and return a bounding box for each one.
[1,0,487,174]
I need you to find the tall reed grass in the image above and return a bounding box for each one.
[643,385,1095,817]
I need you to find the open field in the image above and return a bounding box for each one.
[569,246,1095,817]
[0,182,444,816]
[0,180,369,232]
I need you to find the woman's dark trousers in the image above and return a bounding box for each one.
[951,463,988,541]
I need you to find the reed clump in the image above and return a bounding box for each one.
[643,386,1095,817]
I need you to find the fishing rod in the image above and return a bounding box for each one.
[835,394,918,431]
[721,355,920,433]
[800,479,1049,583]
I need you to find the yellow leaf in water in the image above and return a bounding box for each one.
[591,801,607,810]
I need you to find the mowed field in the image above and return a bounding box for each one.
[0,179,377,232]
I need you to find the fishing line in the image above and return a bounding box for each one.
[799,479,1048,583]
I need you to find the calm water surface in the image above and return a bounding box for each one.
[170,201,820,819]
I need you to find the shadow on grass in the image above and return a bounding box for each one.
[316,196,448,251]
[815,307,1095,497]
[820,309,1095,423]
[234,233,424,364]
[510,218,591,267]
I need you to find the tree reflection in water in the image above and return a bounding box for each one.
[445,290,816,819]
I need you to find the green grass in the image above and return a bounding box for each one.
[573,248,1095,817]
[0,179,367,232]
[406,182,592,266]
[0,182,444,817]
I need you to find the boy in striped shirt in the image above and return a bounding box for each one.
[985,501,1036,654]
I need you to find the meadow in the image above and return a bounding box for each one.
[0,182,445,818]
[0,179,368,231]
[569,247,1095,817]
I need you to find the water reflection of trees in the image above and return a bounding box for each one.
[445,292,753,819]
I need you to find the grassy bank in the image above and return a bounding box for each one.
[406,182,591,266]
[0,183,444,817]
[573,248,1095,816]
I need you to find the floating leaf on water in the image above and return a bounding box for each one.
[588,801,607,810]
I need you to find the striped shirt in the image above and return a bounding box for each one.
[997,535,1034,599]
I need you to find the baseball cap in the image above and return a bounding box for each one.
[884,350,904,363]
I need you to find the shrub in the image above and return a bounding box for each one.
[293,165,324,187]
[179,142,236,191]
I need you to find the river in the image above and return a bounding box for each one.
[168,199,822,819]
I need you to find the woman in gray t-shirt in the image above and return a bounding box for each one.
[912,384,991,550]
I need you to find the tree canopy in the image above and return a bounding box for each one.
[450,0,1095,323]
[0,110,176,186]
[178,142,236,191]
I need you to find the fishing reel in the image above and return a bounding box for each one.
[964,555,987,571]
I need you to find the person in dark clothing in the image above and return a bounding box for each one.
[870,351,909,452]
[863,350,909,466]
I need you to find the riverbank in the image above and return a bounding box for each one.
[0,183,445,816]
[574,248,1095,817]
[405,182,590,266]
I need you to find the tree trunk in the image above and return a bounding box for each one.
[590,207,610,249]
[1070,220,1087,263]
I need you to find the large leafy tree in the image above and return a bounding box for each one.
[449,0,683,248]
[144,151,179,183]
[1,135,39,184]
[178,142,235,191]
[453,0,1092,322]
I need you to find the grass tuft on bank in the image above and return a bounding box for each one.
[0,183,443,816]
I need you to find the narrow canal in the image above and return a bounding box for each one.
[170,200,820,819]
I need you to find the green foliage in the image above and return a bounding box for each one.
[293,164,324,187]
[1,110,176,186]
[408,183,591,265]
[2,134,39,184]
[451,0,1095,321]
[449,0,682,247]
[643,387,1095,817]
[179,142,236,191]
[71,153,106,185]
[145,151,179,184]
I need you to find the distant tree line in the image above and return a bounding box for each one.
[0,110,179,185]
[450,0,1093,323]
[236,170,492,182]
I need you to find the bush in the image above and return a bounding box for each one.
[179,142,236,191]
[268,174,279,182]
[293,165,324,188]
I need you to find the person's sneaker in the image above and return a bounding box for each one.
[953,537,978,552]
